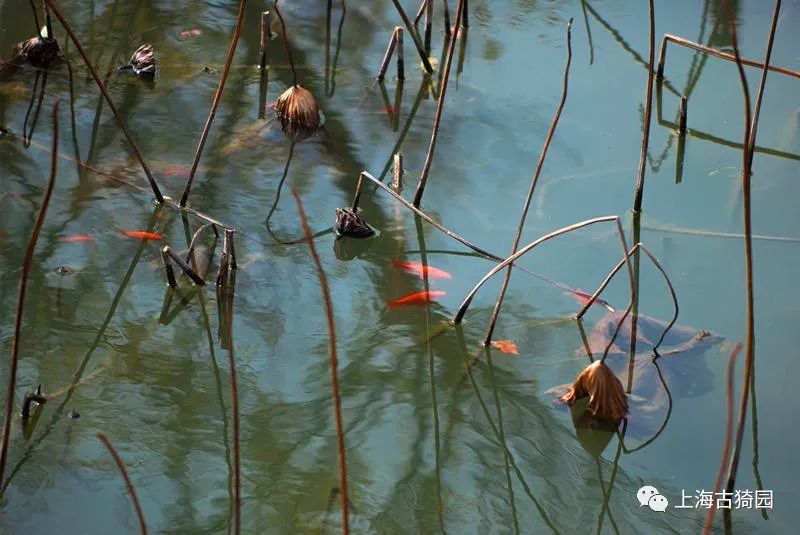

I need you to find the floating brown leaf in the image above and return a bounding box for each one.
[558,361,628,424]
[275,85,320,129]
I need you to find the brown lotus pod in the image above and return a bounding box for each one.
[121,43,156,79]
[558,361,628,424]
[275,85,320,129]
[16,36,60,68]
[335,208,374,238]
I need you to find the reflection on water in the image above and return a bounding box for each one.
[1,0,798,533]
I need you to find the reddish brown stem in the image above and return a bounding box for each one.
[43,0,163,203]
[292,190,349,534]
[0,101,60,490]
[180,0,248,207]
[97,432,148,535]
[723,0,763,502]
[704,344,741,535]
[484,19,573,345]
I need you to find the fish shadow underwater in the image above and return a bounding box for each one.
[547,311,726,445]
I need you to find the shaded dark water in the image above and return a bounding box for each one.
[1,0,799,533]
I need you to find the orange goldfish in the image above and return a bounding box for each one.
[491,340,519,355]
[61,234,96,243]
[391,260,452,280]
[119,230,163,241]
[387,290,446,308]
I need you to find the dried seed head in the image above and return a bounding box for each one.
[17,36,60,68]
[335,208,374,239]
[559,361,628,424]
[128,44,156,78]
[275,85,320,129]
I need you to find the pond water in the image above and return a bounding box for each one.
[1,0,799,533]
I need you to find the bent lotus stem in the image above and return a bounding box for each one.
[453,216,619,324]
[575,242,678,355]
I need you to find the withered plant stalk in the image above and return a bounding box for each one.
[390,0,434,73]
[180,0,248,207]
[484,19,573,345]
[632,0,655,212]
[292,190,350,534]
[412,0,465,207]
[97,432,148,535]
[704,344,741,535]
[43,0,163,203]
[0,101,60,490]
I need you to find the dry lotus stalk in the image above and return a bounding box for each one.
[275,85,320,129]
[559,360,628,423]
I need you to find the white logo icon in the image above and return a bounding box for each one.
[637,485,669,512]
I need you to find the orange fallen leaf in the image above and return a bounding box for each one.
[491,340,519,355]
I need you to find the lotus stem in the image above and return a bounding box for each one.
[43,0,163,203]
[412,0,465,207]
[180,0,247,207]
[390,0,433,74]
[484,19,573,345]
[0,101,60,490]
[632,0,655,212]
[97,433,147,535]
[292,190,350,534]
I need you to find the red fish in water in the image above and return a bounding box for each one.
[391,260,452,280]
[179,29,202,40]
[491,340,519,355]
[570,288,615,312]
[162,166,190,176]
[387,290,446,308]
[119,230,163,241]
[61,234,96,243]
